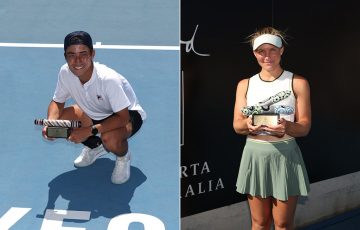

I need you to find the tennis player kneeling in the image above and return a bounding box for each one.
[42,31,146,184]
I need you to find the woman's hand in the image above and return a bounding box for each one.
[247,117,263,135]
[263,118,287,137]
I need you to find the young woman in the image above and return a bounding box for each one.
[233,27,311,230]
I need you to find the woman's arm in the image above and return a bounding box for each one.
[233,79,252,135]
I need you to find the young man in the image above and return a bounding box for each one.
[42,31,146,184]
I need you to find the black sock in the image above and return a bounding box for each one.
[82,136,102,149]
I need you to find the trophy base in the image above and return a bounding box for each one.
[46,127,71,138]
[252,114,279,126]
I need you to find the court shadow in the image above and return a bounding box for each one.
[37,158,147,221]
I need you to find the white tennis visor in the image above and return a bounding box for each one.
[252,34,282,50]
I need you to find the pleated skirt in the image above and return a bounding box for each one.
[236,138,310,201]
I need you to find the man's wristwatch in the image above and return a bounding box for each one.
[91,125,99,135]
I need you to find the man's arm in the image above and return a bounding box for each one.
[47,100,65,120]
[93,108,130,134]
[69,107,131,143]
[42,100,66,139]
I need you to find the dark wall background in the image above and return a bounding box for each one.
[181,0,360,217]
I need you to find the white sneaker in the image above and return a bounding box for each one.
[74,145,106,167]
[111,152,131,184]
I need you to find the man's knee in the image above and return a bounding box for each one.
[60,105,92,127]
[101,134,128,154]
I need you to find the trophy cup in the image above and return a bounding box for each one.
[240,90,294,126]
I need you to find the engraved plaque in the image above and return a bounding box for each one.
[252,114,279,126]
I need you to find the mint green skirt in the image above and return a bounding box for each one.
[236,138,310,201]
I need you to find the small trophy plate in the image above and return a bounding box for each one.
[252,114,279,126]
[46,127,71,138]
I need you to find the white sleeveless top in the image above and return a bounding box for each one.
[246,70,296,123]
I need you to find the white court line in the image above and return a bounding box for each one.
[0,42,180,51]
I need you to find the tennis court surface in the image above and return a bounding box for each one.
[0,0,179,229]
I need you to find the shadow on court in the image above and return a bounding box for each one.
[36,158,147,221]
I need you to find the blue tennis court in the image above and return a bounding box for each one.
[0,1,179,229]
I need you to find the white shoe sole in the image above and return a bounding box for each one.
[74,149,107,167]
[111,174,130,184]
